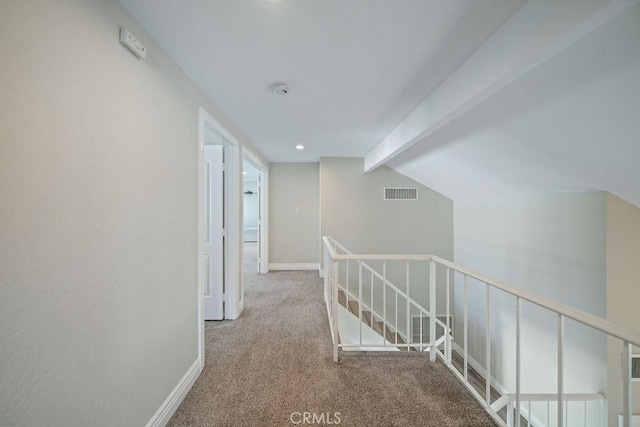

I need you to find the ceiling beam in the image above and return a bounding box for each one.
[364,0,639,172]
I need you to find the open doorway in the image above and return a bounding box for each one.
[242,150,268,276]
[198,107,242,364]
[243,160,260,277]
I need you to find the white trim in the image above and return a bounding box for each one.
[243,146,267,171]
[198,107,243,358]
[243,147,269,274]
[268,263,320,271]
[146,358,202,427]
[197,108,206,367]
[223,136,241,320]
[259,169,269,274]
[227,299,244,320]
[618,414,640,427]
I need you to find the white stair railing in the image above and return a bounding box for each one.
[323,237,451,355]
[322,236,640,427]
[492,393,606,427]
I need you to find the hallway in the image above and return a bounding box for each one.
[168,262,495,426]
[243,242,258,279]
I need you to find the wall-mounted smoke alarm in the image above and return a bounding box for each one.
[120,27,146,59]
[271,83,291,96]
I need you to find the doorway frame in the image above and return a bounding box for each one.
[243,147,269,274]
[198,107,242,365]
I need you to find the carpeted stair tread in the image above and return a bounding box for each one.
[338,289,347,307]
[361,310,374,327]
[371,320,384,335]
[347,299,360,315]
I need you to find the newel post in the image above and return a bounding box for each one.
[332,260,339,362]
[429,259,436,362]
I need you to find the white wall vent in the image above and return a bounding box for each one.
[384,187,418,200]
[411,315,454,343]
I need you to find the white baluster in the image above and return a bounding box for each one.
[516,297,521,427]
[359,262,362,346]
[558,314,564,427]
[429,259,436,362]
[383,261,386,346]
[446,267,451,364]
[464,275,468,380]
[406,261,410,352]
[332,260,339,362]
[623,341,632,427]
[486,283,491,405]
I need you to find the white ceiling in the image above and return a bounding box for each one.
[387,2,640,206]
[119,0,525,162]
[119,0,640,207]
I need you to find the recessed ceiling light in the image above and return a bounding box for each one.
[243,171,247,175]
[295,144,304,150]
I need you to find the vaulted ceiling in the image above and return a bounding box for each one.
[119,0,640,206]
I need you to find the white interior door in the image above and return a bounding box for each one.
[204,145,224,320]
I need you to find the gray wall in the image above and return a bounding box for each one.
[606,194,640,426]
[320,157,453,258]
[454,193,608,396]
[0,0,258,424]
[268,163,320,265]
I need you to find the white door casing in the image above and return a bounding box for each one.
[256,172,262,273]
[198,106,246,365]
[203,145,224,320]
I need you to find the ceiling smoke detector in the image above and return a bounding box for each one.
[271,83,291,96]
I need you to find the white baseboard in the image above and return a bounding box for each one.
[146,358,202,427]
[268,263,319,271]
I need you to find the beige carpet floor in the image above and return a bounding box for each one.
[168,247,496,427]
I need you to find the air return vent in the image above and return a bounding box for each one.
[384,187,418,200]
[412,315,454,343]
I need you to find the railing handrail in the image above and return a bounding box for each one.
[326,237,448,331]
[504,393,605,402]
[323,235,640,349]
